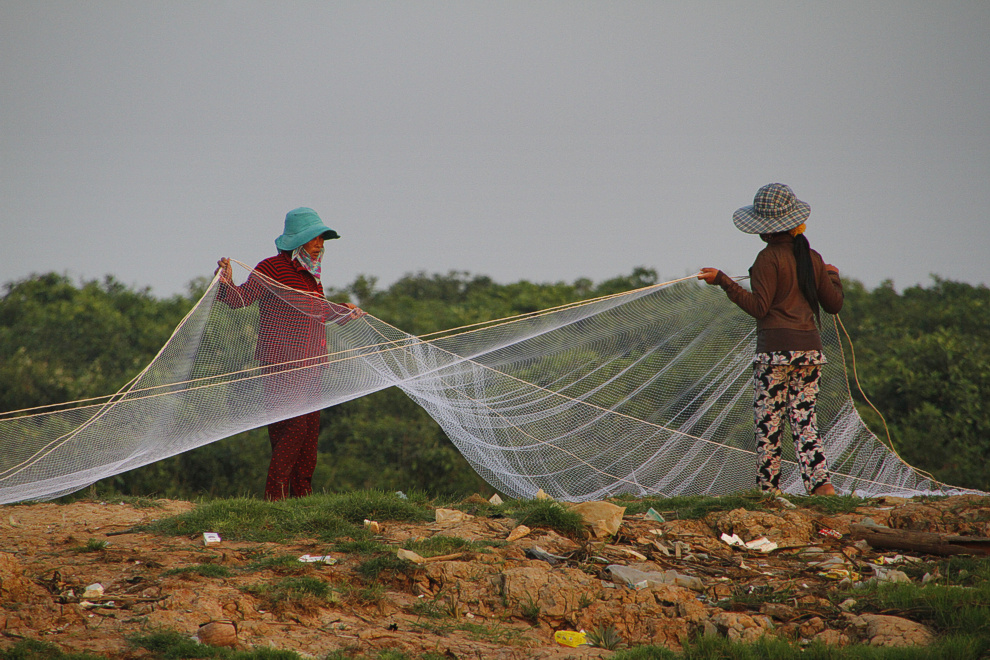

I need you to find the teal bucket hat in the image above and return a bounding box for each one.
[275,207,340,251]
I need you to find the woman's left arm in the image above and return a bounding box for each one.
[817,261,844,314]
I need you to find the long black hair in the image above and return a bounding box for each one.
[792,233,820,326]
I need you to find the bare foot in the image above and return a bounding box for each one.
[812,483,836,496]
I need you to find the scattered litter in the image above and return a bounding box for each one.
[874,554,921,565]
[298,554,337,564]
[82,583,104,599]
[813,556,849,569]
[645,507,665,522]
[863,566,911,585]
[202,532,221,546]
[535,488,552,500]
[435,508,474,524]
[488,493,503,505]
[395,491,408,499]
[364,519,382,534]
[818,526,843,540]
[397,549,426,564]
[744,537,778,553]
[721,532,745,547]
[525,545,568,565]
[554,630,588,647]
[606,564,704,592]
[720,533,777,553]
[569,501,626,538]
[818,568,861,581]
[775,495,797,509]
[506,525,531,542]
[622,547,648,561]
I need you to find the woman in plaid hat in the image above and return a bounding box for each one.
[699,183,844,496]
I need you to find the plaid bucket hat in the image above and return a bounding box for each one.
[732,183,811,234]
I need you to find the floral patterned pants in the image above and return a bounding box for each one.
[753,362,832,493]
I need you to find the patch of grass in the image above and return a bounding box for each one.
[358,553,418,582]
[895,555,990,587]
[614,491,770,520]
[128,629,309,658]
[719,584,795,610]
[338,582,386,605]
[141,491,431,543]
[241,576,338,611]
[405,535,484,557]
[519,596,540,625]
[162,563,233,579]
[325,649,450,660]
[0,638,109,660]
[799,494,868,515]
[332,539,392,555]
[845,580,990,637]
[613,633,990,659]
[505,499,585,536]
[244,553,310,575]
[410,596,451,620]
[77,538,108,552]
[587,624,624,650]
[455,621,527,646]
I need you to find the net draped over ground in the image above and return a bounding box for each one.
[0,262,973,504]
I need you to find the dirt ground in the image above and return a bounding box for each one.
[1,494,989,659]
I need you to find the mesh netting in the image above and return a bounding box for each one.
[0,261,978,503]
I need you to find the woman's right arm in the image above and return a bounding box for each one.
[700,256,774,320]
[214,258,262,309]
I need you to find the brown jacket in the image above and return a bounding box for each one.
[714,234,844,353]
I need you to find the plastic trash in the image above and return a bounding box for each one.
[606,564,704,592]
[397,549,426,564]
[202,532,221,545]
[554,630,588,647]
[645,507,665,522]
[298,554,337,564]
[525,545,568,565]
[82,583,104,599]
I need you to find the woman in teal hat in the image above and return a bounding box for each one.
[215,207,363,501]
[699,184,844,497]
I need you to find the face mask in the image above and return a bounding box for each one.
[292,245,323,281]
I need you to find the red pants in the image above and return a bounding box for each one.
[265,410,320,501]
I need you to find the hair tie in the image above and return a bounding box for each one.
[789,223,806,237]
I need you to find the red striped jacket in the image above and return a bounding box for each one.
[217,253,348,365]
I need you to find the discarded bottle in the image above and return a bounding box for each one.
[554,630,587,647]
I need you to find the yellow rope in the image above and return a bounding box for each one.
[831,314,943,486]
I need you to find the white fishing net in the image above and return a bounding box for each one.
[0,260,976,504]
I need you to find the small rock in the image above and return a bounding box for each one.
[197,620,237,647]
[506,525,531,542]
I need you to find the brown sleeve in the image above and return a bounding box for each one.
[715,253,775,320]
[813,253,844,314]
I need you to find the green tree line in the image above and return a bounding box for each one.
[1,269,988,498]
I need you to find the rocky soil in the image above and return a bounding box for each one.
[2,494,989,659]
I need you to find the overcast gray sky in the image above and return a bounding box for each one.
[2,1,988,300]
